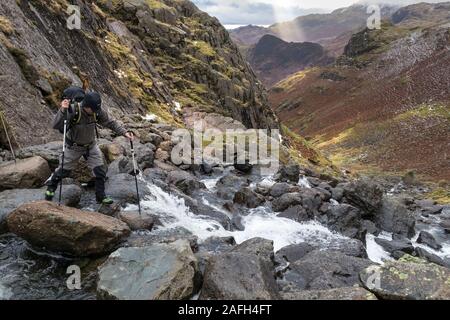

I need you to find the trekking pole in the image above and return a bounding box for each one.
[0,110,16,164]
[130,139,142,216]
[58,110,68,206]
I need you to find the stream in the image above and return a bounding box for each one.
[0,170,449,300]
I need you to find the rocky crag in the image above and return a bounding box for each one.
[0,0,448,301]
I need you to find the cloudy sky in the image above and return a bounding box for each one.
[191,0,444,25]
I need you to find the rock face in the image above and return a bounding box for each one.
[360,256,450,300]
[97,240,199,300]
[200,238,280,300]
[376,199,416,238]
[247,35,334,87]
[0,0,277,152]
[343,179,384,216]
[0,156,51,191]
[6,201,130,256]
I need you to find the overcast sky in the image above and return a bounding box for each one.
[191,0,445,25]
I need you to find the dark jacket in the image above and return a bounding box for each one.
[52,106,127,145]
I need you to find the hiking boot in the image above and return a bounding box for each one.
[45,190,55,201]
[97,196,114,205]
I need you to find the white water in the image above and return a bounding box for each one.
[298,176,312,189]
[126,180,356,253]
[366,233,394,264]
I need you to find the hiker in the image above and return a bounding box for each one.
[45,87,134,205]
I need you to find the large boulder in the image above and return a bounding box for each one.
[417,231,442,250]
[282,287,377,300]
[374,238,415,255]
[270,182,301,198]
[97,240,199,300]
[105,173,149,204]
[343,179,383,216]
[200,252,280,300]
[360,256,450,300]
[275,164,300,183]
[233,187,265,208]
[216,174,249,200]
[6,201,130,256]
[0,186,81,233]
[284,250,374,291]
[0,156,51,191]
[324,204,363,240]
[200,238,279,300]
[375,199,416,238]
[272,193,303,212]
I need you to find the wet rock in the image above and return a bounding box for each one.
[284,250,374,291]
[276,243,315,263]
[275,164,300,183]
[234,162,253,174]
[272,193,303,212]
[421,205,444,215]
[0,186,81,233]
[269,183,301,198]
[325,204,363,239]
[231,215,245,231]
[414,247,450,268]
[167,170,206,196]
[119,211,155,231]
[233,187,265,208]
[417,231,442,250]
[198,236,236,254]
[374,238,415,255]
[375,198,416,238]
[107,156,135,177]
[7,201,130,257]
[282,287,377,300]
[216,174,249,200]
[200,251,280,300]
[105,174,149,204]
[331,187,344,201]
[0,156,51,191]
[278,205,310,223]
[360,256,450,300]
[125,227,198,252]
[97,240,199,300]
[440,220,450,233]
[343,179,383,216]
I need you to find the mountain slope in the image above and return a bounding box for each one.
[0,0,278,149]
[269,3,450,181]
[247,35,334,87]
[230,4,399,56]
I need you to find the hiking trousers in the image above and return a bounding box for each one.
[46,142,108,200]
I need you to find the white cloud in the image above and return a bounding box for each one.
[192,0,446,25]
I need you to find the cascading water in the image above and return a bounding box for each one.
[126,177,359,252]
